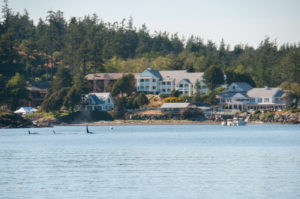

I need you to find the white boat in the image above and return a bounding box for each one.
[221,118,247,126]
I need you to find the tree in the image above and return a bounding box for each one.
[170,89,180,97]
[41,66,72,112]
[279,81,300,107]
[204,66,224,90]
[225,70,256,87]
[0,74,7,105]
[6,72,29,110]
[134,93,149,106]
[111,74,135,97]
[64,73,90,112]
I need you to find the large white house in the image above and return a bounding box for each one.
[216,82,286,111]
[79,92,114,111]
[136,68,208,96]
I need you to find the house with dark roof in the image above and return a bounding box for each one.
[86,73,139,92]
[136,68,208,96]
[27,81,50,107]
[217,82,285,111]
[79,92,114,111]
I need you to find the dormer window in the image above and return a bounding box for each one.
[232,86,236,90]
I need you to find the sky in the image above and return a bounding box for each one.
[5,0,300,48]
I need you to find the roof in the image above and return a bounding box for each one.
[27,86,47,92]
[140,68,163,79]
[216,91,248,98]
[14,107,37,114]
[87,92,112,105]
[86,73,139,80]
[161,103,190,109]
[247,88,284,98]
[159,70,204,84]
[230,82,253,91]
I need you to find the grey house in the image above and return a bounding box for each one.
[217,82,285,111]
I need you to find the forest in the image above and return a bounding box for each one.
[0,0,299,111]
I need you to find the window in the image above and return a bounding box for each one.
[179,84,183,87]
[232,86,236,90]
[140,79,144,82]
[152,79,156,82]
[184,91,188,94]
[162,82,166,85]
[167,89,171,92]
[250,98,255,102]
[108,98,110,103]
[167,82,171,85]
[185,84,188,87]
[162,89,166,92]
[264,98,269,103]
[153,86,156,90]
[140,86,144,89]
[145,86,149,89]
[145,79,150,82]
[258,98,262,103]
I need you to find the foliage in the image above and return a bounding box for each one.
[204,66,224,90]
[134,93,149,106]
[6,72,29,110]
[170,89,180,97]
[180,108,203,119]
[59,111,113,122]
[263,111,274,120]
[163,97,183,103]
[111,74,135,97]
[279,81,300,106]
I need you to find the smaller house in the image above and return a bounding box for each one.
[79,93,114,111]
[161,103,190,113]
[14,107,37,115]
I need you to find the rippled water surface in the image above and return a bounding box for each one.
[1,124,300,199]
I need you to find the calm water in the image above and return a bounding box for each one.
[0,124,300,199]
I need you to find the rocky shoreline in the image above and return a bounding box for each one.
[1,111,299,128]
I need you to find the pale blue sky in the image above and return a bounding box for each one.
[5,0,300,48]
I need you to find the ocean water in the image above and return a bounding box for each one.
[0,124,300,199]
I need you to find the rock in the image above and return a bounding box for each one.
[33,118,58,127]
[0,112,33,128]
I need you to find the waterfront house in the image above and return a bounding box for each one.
[136,68,208,96]
[217,82,285,111]
[27,81,50,107]
[79,92,114,111]
[161,102,191,113]
[86,73,139,92]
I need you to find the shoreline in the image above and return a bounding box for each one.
[68,120,220,126]
[66,120,292,126]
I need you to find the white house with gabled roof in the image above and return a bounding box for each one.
[136,68,208,96]
[79,92,114,111]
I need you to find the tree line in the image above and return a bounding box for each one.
[0,0,299,111]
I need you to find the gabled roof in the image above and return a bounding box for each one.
[86,73,139,80]
[14,107,37,114]
[247,88,284,98]
[216,91,247,98]
[159,70,204,84]
[232,92,248,98]
[140,68,162,79]
[230,82,253,91]
[161,103,190,108]
[87,92,112,105]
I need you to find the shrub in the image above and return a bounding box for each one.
[163,97,184,103]
[264,111,274,120]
